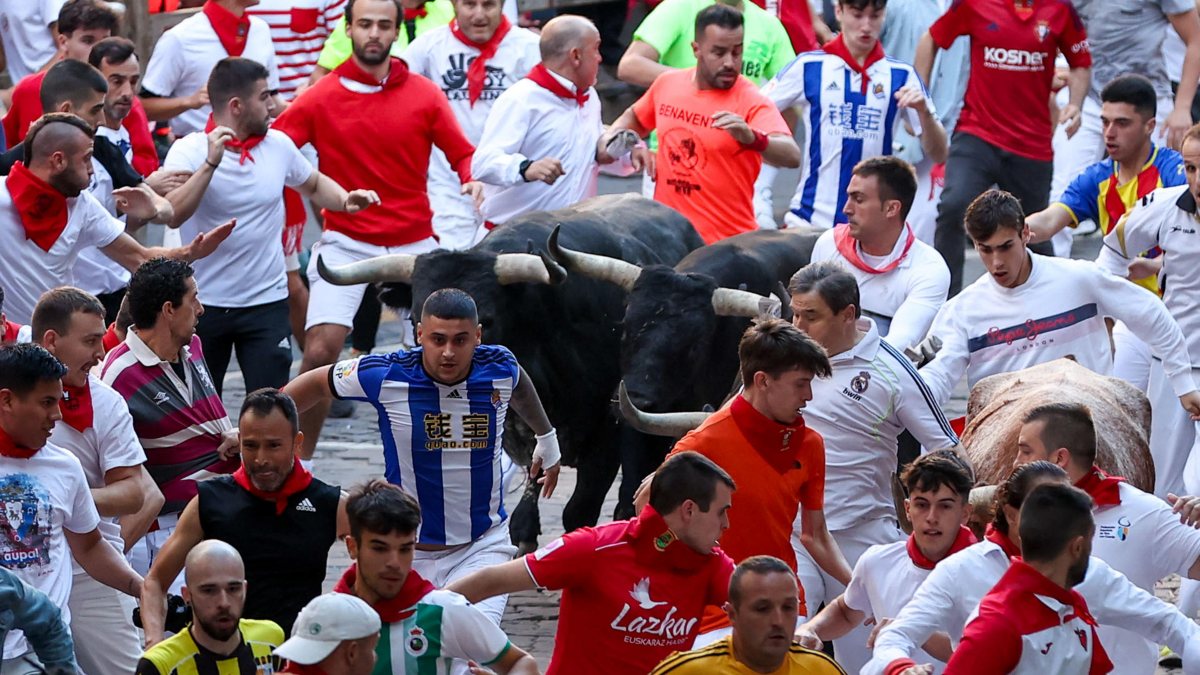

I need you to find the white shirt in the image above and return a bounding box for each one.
[0,443,100,660]
[1099,185,1200,366]
[76,124,134,296]
[811,227,949,351]
[245,0,347,100]
[163,129,313,308]
[920,252,1197,407]
[141,11,280,136]
[761,52,927,229]
[472,70,602,224]
[0,186,124,324]
[864,540,1200,675]
[802,319,960,531]
[47,375,146,574]
[844,540,942,673]
[404,25,540,237]
[0,0,66,83]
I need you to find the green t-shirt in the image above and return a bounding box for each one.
[316,0,456,71]
[372,590,511,675]
[632,0,796,84]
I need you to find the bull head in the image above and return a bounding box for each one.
[547,224,642,291]
[617,381,711,438]
[316,251,567,287]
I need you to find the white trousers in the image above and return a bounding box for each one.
[793,517,905,674]
[1148,361,1200,498]
[68,570,141,675]
[127,525,185,595]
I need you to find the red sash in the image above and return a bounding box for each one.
[203,0,251,57]
[985,523,1021,559]
[60,381,95,433]
[729,394,808,474]
[7,161,68,253]
[448,17,512,107]
[1074,465,1124,508]
[403,6,428,20]
[0,426,38,459]
[834,223,915,274]
[526,63,588,107]
[333,56,408,90]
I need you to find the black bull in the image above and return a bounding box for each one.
[317,195,704,547]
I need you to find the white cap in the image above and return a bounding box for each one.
[274,594,381,665]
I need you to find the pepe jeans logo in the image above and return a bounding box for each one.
[968,304,1098,353]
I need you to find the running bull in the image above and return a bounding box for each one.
[316,194,704,548]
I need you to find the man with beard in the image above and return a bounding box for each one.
[161,57,379,395]
[472,14,646,227]
[136,540,285,675]
[403,0,540,248]
[140,389,346,646]
[0,113,232,325]
[943,483,1109,674]
[34,287,163,674]
[607,4,799,243]
[272,0,481,462]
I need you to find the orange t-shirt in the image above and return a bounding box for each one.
[669,396,825,632]
[633,69,791,244]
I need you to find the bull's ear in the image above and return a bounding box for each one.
[377,283,412,312]
[774,283,793,322]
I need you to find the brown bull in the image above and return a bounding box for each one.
[961,358,1154,492]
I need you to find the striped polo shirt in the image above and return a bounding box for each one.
[99,330,237,514]
[246,0,348,100]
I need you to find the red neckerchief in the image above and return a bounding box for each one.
[334,564,435,623]
[1074,465,1124,508]
[232,456,314,516]
[3,321,23,343]
[448,17,512,107]
[204,114,264,165]
[822,34,885,94]
[202,0,251,57]
[404,6,428,20]
[0,426,39,459]
[985,523,1021,559]
[624,504,718,573]
[525,63,588,107]
[834,223,915,275]
[1103,148,1161,232]
[333,56,409,90]
[102,323,120,354]
[729,394,807,474]
[906,525,976,570]
[7,161,68,253]
[60,381,94,433]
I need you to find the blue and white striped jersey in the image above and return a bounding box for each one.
[330,344,520,546]
[762,50,930,229]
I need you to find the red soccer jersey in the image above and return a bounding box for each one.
[524,505,735,675]
[929,0,1091,161]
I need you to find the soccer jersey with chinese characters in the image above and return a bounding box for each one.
[329,344,518,546]
[762,38,929,229]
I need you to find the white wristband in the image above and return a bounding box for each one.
[533,428,561,469]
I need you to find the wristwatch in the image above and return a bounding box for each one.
[519,158,534,182]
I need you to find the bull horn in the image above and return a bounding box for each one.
[774,282,793,322]
[618,381,711,438]
[493,253,567,286]
[546,224,641,291]
[317,253,416,285]
[711,287,782,319]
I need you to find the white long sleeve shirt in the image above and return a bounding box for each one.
[471,69,602,224]
[1098,184,1200,366]
[920,251,1196,406]
[802,319,960,531]
[863,539,1200,675]
[810,227,950,351]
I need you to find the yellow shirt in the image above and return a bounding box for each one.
[136,619,284,675]
[649,636,848,674]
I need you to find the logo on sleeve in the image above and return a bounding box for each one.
[333,360,357,381]
[1097,516,1131,541]
[533,536,565,560]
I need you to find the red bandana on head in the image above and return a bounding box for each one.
[203,0,251,57]
[624,504,718,573]
[232,456,314,515]
[729,394,808,474]
[906,525,976,570]
[7,161,68,253]
[822,34,886,94]
[0,426,39,460]
[333,56,409,90]
[205,114,264,165]
[1074,465,1124,507]
[834,223,916,275]
[985,523,1021,559]
[525,63,589,107]
[449,17,512,107]
[334,564,435,623]
[60,381,94,433]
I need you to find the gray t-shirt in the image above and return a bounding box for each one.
[1076,0,1194,102]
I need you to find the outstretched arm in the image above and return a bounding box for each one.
[283,365,335,414]
[509,366,560,497]
[446,558,538,604]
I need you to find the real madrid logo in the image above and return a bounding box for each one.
[654,529,675,551]
[405,627,429,657]
[850,371,870,394]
